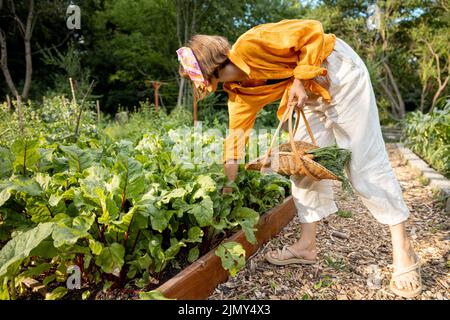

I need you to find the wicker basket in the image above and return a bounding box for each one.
[245,103,339,181]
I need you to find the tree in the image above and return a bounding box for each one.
[175,0,196,107]
[412,4,449,112]
[0,0,35,101]
[85,0,179,110]
[414,28,449,112]
[371,0,417,120]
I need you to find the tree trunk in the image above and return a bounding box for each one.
[0,30,20,100]
[377,3,405,119]
[183,2,188,45]
[159,93,165,108]
[430,75,449,112]
[379,80,400,120]
[177,77,185,107]
[175,0,185,107]
[191,0,196,36]
[419,80,429,112]
[425,41,450,112]
[382,61,405,118]
[176,0,182,46]
[21,0,35,100]
[175,0,198,108]
[0,0,35,100]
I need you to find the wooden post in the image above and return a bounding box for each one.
[192,85,198,127]
[6,94,11,111]
[96,100,101,123]
[152,81,161,112]
[69,77,77,104]
[74,80,95,139]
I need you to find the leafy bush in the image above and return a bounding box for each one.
[0,96,98,147]
[101,102,193,143]
[403,101,450,178]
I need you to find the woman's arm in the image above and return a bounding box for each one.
[223,161,239,194]
[222,97,261,194]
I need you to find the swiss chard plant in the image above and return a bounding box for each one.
[0,113,290,299]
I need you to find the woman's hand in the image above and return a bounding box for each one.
[288,78,308,109]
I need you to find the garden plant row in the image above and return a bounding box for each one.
[0,99,290,300]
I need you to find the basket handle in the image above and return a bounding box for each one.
[260,104,290,169]
[260,102,319,180]
[291,106,317,147]
[288,105,319,180]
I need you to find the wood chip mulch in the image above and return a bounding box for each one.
[209,144,449,300]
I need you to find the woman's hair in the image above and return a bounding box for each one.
[179,35,230,81]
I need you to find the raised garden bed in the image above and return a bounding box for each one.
[17,196,296,300]
[156,196,296,300]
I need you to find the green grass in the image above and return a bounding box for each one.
[270,281,277,290]
[417,175,430,186]
[431,188,448,212]
[313,275,333,290]
[324,256,348,272]
[336,210,353,218]
[301,293,311,300]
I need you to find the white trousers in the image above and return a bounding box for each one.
[291,38,410,225]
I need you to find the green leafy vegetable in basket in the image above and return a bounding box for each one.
[306,144,353,194]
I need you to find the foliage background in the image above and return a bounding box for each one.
[0,0,449,174]
[0,0,448,118]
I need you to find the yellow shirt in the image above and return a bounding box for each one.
[223,19,336,162]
